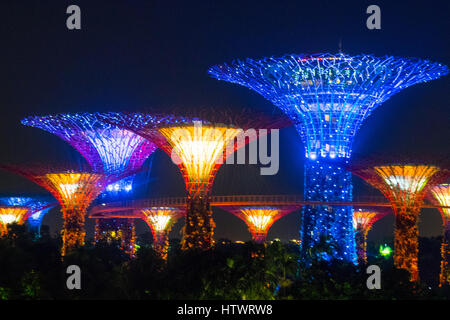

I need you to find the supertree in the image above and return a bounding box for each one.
[21,113,158,243]
[140,207,184,260]
[352,208,390,265]
[219,206,297,244]
[351,164,448,281]
[0,196,56,238]
[429,184,450,286]
[0,206,28,236]
[94,217,136,258]
[209,53,448,263]
[106,111,288,250]
[1,165,112,256]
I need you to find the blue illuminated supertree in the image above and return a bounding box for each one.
[0,196,56,238]
[209,53,449,262]
[21,113,158,243]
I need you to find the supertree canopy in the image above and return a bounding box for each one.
[0,206,28,235]
[352,209,390,265]
[21,112,158,244]
[0,165,112,256]
[94,217,136,258]
[209,53,449,263]
[140,207,184,260]
[352,164,448,281]
[429,184,450,286]
[219,206,297,243]
[0,196,56,238]
[106,111,287,250]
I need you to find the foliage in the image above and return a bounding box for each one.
[0,227,448,300]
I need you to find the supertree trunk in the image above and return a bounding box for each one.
[61,209,86,257]
[301,160,356,263]
[94,218,136,258]
[182,195,215,250]
[440,219,450,286]
[394,206,419,282]
[355,228,368,265]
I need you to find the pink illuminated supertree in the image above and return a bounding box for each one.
[352,209,390,265]
[1,164,114,256]
[429,184,450,286]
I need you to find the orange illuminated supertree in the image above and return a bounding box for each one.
[1,164,113,256]
[106,111,289,250]
[21,112,158,247]
[429,184,450,286]
[351,164,448,281]
[219,206,297,244]
[0,206,29,236]
[352,209,390,265]
[140,207,184,260]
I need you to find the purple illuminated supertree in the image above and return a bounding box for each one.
[21,113,158,246]
[0,196,56,238]
[209,53,448,263]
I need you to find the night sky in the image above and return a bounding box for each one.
[0,0,448,243]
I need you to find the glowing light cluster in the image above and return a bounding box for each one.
[21,113,157,176]
[352,164,445,281]
[376,166,439,206]
[223,206,296,244]
[141,207,184,260]
[209,53,448,263]
[106,112,283,251]
[0,207,28,235]
[209,53,448,160]
[353,209,389,264]
[94,218,136,258]
[0,196,55,238]
[429,184,450,286]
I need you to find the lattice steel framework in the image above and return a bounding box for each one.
[106,111,287,250]
[1,165,112,256]
[429,184,450,286]
[21,113,157,176]
[0,207,28,236]
[219,206,297,243]
[209,53,448,263]
[0,196,56,238]
[352,165,447,281]
[141,207,185,260]
[353,209,390,264]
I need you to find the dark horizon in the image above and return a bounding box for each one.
[0,0,448,242]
